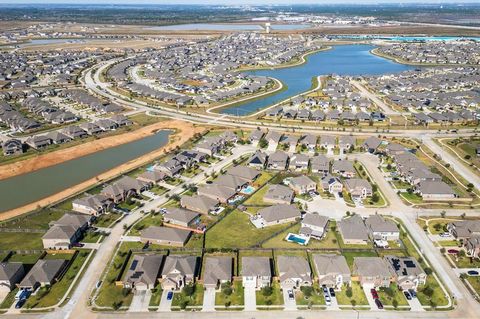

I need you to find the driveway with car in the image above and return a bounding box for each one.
[282,289,297,311]
[158,290,173,312]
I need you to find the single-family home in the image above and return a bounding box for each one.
[365,215,400,241]
[241,257,271,289]
[384,255,426,291]
[288,176,317,195]
[255,204,301,227]
[247,151,268,169]
[203,256,232,290]
[18,259,67,290]
[163,208,200,228]
[140,226,192,247]
[180,195,219,215]
[300,213,329,239]
[288,154,310,171]
[161,255,198,290]
[343,178,373,200]
[417,181,456,200]
[72,194,113,216]
[277,255,312,289]
[0,263,25,293]
[332,160,356,178]
[353,257,393,288]
[321,174,343,194]
[263,184,294,205]
[310,155,330,175]
[267,151,289,170]
[312,254,351,289]
[124,254,164,291]
[337,215,369,245]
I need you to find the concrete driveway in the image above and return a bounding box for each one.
[202,287,216,312]
[362,285,378,310]
[267,142,278,152]
[244,286,256,311]
[158,290,173,312]
[282,288,297,311]
[407,295,424,311]
[129,290,151,312]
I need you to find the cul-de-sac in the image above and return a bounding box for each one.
[0,2,479,319]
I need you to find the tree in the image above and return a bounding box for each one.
[422,286,434,298]
[371,193,380,203]
[222,286,233,296]
[346,286,353,298]
[351,299,357,307]
[262,286,273,296]
[440,211,446,218]
[183,283,195,297]
[392,299,398,309]
[424,267,433,275]
[301,286,313,298]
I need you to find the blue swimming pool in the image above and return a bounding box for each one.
[286,233,310,245]
[241,185,256,195]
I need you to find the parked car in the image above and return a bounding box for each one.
[325,295,331,306]
[329,287,336,297]
[322,285,329,294]
[95,280,102,289]
[370,288,379,299]
[72,242,84,248]
[15,299,26,309]
[408,289,417,298]
[440,232,451,238]
[468,270,480,276]
[287,289,294,300]
[448,249,459,254]
[375,298,383,309]
[167,291,174,301]
[404,290,412,300]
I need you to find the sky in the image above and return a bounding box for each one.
[0,0,473,4]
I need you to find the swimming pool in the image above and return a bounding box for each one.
[285,233,310,245]
[241,185,256,195]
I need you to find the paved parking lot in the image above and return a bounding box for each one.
[202,287,216,312]
[244,286,256,311]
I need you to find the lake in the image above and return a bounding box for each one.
[147,23,263,31]
[219,44,413,116]
[0,130,171,213]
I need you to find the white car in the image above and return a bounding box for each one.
[325,295,332,306]
[440,232,451,238]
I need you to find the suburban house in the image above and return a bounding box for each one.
[288,176,317,195]
[136,171,166,185]
[417,181,456,200]
[1,139,23,156]
[448,220,480,240]
[339,136,356,152]
[180,195,219,215]
[321,174,343,194]
[101,176,151,203]
[337,215,370,245]
[123,254,164,290]
[163,208,200,228]
[465,236,480,259]
[42,213,91,250]
[160,255,198,290]
[343,178,373,200]
[289,154,310,171]
[353,257,393,288]
[332,160,356,178]
[265,131,282,146]
[276,255,312,289]
[263,184,294,205]
[365,215,400,241]
[197,184,237,204]
[255,204,301,227]
[249,129,264,144]
[312,254,351,289]
[300,213,329,239]
[241,257,272,289]
[310,155,330,175]
[384,255,426,291]
[72,194,113,216]
[18,259,68,290]
[140,226,192,247]
[300,134,318,152]
[267,151,289,170]
[226,165,260,182]
[0,262,25,293]
[248,151,268,168]
[203,256,232,290]
[214,174,250,192]
[319,135,336,149]
[363,136,382,153]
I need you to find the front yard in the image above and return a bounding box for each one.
[215,281,244,307]
[172,283,204,309]
[377,283,409,307]
[255,282,283,306]
[336,282,369,307]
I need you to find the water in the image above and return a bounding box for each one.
[332,35,480,42]
[286,233,309,245]
[0,130,171,212]
[147,23,263,31]
[220,44,413,116]
[270,24,312,30]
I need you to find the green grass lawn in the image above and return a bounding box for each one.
[0,232,43,250]
[0,209,64,230]
[205,209,293,248]
[6,252,42,264]
[243,184,269,206]
[335,230,373,250]
[80,231,103,243]
[93,212,122,228]
[215,281,244,307]
[452,255,480,268]
[342,251,378,270]
[465,276,480,296]
[400,192,424,204]
[336,282,369,307]
[149,285,162,308]
[416,275,449,308]
[129,214,163,236]
[0,288,18,309]
[25,250,90,308]
[377,283,409,307]
[256,281,283,306]
[172,284,204,308]
[295,283,326,306]
[262,223,340,249]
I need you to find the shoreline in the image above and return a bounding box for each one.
[0,120,205,221]
[0,119,192,181]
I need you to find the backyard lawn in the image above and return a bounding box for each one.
[93,212,123,228]
[0,232,43,250]
[262,223,339,249]
[0,209,64,230]
[205,209,293,248]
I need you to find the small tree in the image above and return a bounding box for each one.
[301,286,313,298]
[222,286,233,296]
[183,283,195,297]
[392,299,399,309]
[261,286,273,297]
[346,286,353,298]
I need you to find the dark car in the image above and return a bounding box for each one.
[404,290,412,300]
[167,291,174,301]
[408,289,417,298]
[329,287,336,297]
[375,298,383,309]
[322,285,329,294]
[72,242,84,248]
[468,270,480,276]
[370,288,379,299]
[15,299,26,309]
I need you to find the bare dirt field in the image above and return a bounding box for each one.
[0,119,205,221]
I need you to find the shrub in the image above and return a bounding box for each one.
[261,286,273,297]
